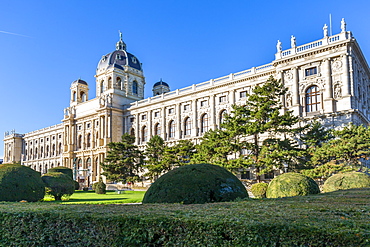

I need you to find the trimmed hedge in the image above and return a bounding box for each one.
[323,171,370,192]
[143,163,248,204]
[0,189,368,246]
[0,164,45,202]
[92,179,106,194]
[251,182,268,198]
[42,172,75,201]
[266,172,320,198]
[48,166,73,179]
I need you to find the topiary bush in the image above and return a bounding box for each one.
[251,182,268,198]
[143,163,248,204]
[266,172,320,198]
[92,178,106,194]
[323,172,370,192]
[48,166,73,179]
[42,172,75,201]
[0,164,45,202]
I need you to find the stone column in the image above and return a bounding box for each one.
[177,103,181,139]
[210,95,216,130]
[292,67,299,106]
[192,99,198,136]
[148,110,152,139]
[324,58,333,99]
[342,54,351,96]
[162,108,166,140]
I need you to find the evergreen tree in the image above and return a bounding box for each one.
[197,76,306,178]
[101,134,143,183]
[144,135,168,180]
[171,139,196,166]
[312,123,370,167]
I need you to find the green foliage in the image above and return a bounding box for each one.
[92,178,106,194]
[48,166,73,179]
[102,133,143,183]
[195,76,306,177]
[300,161,355,179]
[42,172,75,201]
[0,189,368,246]
[143,163,248,204]
[312,123,370,166]
[323,172,370,192]
[266,172,320,198]
[250,182,268,198]
[74,180,80,190]
[0,164,45,202]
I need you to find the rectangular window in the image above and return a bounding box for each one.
[154,111,159,118]
[141,115,147,120]
[130,117,135,123]
[219,96,227,103]
[184,104,190,111]
[305,67,317,77]
[87,123,91,129]
[240,91,247,98]
[168,108,174,114]
[241,171,251,180]
[200,100,207,107]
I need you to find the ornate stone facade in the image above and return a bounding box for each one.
[4,21,370,183]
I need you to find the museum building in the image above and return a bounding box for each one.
[3,19,370,184]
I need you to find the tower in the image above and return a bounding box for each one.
[153,79,170,96]
[70,79,89,106]
[95,32,145,106]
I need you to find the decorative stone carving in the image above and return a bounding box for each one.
[291,35,296,48]
[334,83,342,99]
[276,40,282,53]
[332,60,342,72]
[286,93,293,107]
[285,71,293,81]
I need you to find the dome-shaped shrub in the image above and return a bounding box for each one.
[48,166,73,179]
[42,172,75,201]
[251,182,268,198]
[143,163,248,204]
[0,164,45,202]
[266,172,320,198]
[92,178,106,194]
[323,172,370,192]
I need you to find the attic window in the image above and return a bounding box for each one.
[305,67,317,77]
[116,54,121,60]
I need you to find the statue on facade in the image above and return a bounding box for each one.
[291,35,296,48]
[323,24,328,37]
[334,84,342,99]
[276,40,282,53]
[286,93,293,107]
[341,18,346,33]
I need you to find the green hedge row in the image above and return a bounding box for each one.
[0,189,368,246]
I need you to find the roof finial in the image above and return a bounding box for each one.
[116,30,126,51]
[341,18,346,33]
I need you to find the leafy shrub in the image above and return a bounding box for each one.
[143,163,248,204]
[0,164,45,202]
[251,182,268,198]
[42,172,75,201]
[92,178,106,194]
[266,172,320,198]
[323,171,370,192]
[48,166,73,179]
[74,180,80,190]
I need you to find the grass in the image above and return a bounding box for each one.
[43,190,145,204]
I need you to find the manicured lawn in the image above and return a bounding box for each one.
[43,190,145,204]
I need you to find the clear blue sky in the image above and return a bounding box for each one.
[1,0,370,158]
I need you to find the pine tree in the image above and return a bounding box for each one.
[171,139,196,166]
[144,135,167,180]
[197,76,306,179]
[101,134,143,183]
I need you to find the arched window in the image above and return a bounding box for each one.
[100,80,105,93]
[52,144,55,156]
[35,148,38,159]
[58,143,62,155]
[30,148,33,160]
[116,77,122,89]
[168,120,175,138]
[95,131,99,147]
[46,145,49,157]
[219,110,227,126]
[184,117,191,136]
[142,126,148,143]
[86,158,91,169]
[77,158,82,170]
[130,128,135,136]
[51,163,54,169]
[86,133,91,148]
[78,135,82,149]
[40,147,44,158]
[154,123,161,136]
[81,92,86,102]
[201,114,209,134]
[73,91,77,101]
[108,77,112,89]
[306,85,321,112]
[132,81,138,94]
